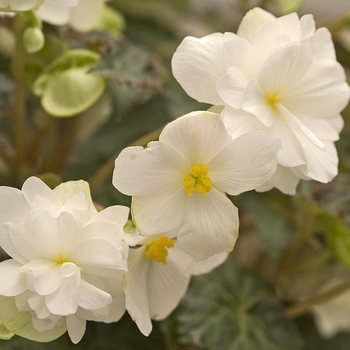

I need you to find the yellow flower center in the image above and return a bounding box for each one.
[184,164,212,196]
[265,89,282,111]
[145,236,174,264]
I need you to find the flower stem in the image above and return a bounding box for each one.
[89,126,164,194]
[12,14,27,181]
[286,279,350,318]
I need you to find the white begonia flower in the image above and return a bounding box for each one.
[0,0,77,11]
[0,177,129,344]
[124,230,228,336]
[37,0,105,32]
[113,111,281,261]
[172,7,350,195]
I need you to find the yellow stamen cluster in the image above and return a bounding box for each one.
[265,90,282,111]
[184,164,212,196]
[145,236,175,264]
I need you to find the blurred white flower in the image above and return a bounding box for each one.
[113,111,280,261]
[172,7,350,194]
[0,0,77,12]
[0,177,129,343]
[124,231,228,336]
[37,0,106,32]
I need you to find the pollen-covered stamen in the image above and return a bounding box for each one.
[184,163,212,196]
[265,89,282,111]
[145,236,174,264]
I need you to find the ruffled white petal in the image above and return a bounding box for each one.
[208,131,280,195]
[0,187,30,224]
[22,177,61,213]
[45,267,80,315]
[78,279,112,311]
[0,260,27,296]
[171,33,227,105]
[237,7,275,44]
[177,188,238,261]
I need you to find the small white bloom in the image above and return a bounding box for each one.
[124,231,228,336]
[0,177,129,343]
[0,0,78,12]
[172,7,350,194]
[113,111,281,261]
[37,0,105,32]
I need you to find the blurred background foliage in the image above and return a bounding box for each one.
[1,0,350,348]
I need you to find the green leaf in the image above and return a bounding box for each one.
[177,259,303,350]
[41,68,106,117]
[242,191,295,264]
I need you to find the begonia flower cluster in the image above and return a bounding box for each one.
[0,6,348,345]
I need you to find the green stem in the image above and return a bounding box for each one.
[13,14,27,181]
[286,279,350,318]
[89,126,164,194]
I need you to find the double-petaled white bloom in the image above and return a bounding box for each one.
[172,7,350,194]
[0,177,129,343]
[124,229,228,336]
[113,111,281,261]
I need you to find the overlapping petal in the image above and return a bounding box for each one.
[177,187,239,261]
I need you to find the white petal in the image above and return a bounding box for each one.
[113,143,185,196]
[66,314,86,344]
[208,131,280,195]
[177,188,239,261]
[0,187,30,224]
[190,252,229,276]
[171,33,227,105]
[216,67,248,108]
[241,80,274,127]
[131,187,186,236]
[221,106,262,139]
[285,60,350,120]
[22,177,61,212]
[0,260,26,296]
[257,38,314,97]
[37,3,70,25]
[300,14,315,38]
[96,205,129,226]
[76,221,122,249]
[69,0,103,32]
[22,259,62,295]
[72,239,122,270]
[159,111,232,165]
[237,7,275,44]
[223,36,256,79]
[148,247,193,320]
[27,211,62,260]
[45,270,80,316]
[315,27,336,60]
[7,218,42,263]
[125,247,152,336]
[47,0,79,6]
[78,279,112,311]
[256,164,301,195]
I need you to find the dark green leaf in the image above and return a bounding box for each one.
[177,259,303,350]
